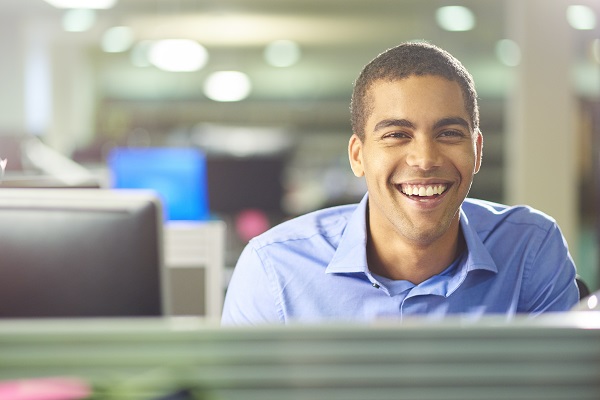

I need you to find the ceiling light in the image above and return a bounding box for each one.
[43,0,117,9]
[436,6,476,31]
[101,26,134,53]
[567,5,596,30]
[264,40,302,67]
[148,39,208,72]
[62,9,96,32]
[495,39,521,67]
[203,71,252,102]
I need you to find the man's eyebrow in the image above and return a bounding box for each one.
[373,118,415,132]
[433,117,471,130]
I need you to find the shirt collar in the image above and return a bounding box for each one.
[458,206,498,275]
[325,194,498,280]
[325,193,369,274]
[412,207,498,298]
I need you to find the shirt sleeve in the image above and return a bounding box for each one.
[521,221,580,315]
[221,243,283,325]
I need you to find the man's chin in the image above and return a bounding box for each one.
[399,215,459,247]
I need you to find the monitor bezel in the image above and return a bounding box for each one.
[0,188,169,318]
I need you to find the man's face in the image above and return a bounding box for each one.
[349,75,482,246]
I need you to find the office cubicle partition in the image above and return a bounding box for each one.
[0,313,599,400]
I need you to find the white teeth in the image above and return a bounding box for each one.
[402,184,447,197]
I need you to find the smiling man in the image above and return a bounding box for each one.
[221,42,579,325]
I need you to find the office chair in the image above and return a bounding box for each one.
[576,275,591,300]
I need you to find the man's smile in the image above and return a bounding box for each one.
[399,183,448,197]
[397,182,453,204]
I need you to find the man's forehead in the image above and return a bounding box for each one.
[368,77,466,108]
[365,76,470,121]
[368,74,460,92]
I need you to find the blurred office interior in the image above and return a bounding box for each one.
[0,0,598,291]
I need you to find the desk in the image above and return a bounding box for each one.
[0,313,599,399]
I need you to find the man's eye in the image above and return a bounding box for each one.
[439,130,465,138]
[384,132,410,139]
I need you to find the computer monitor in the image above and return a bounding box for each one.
[108,147,210,221]
[206,155,285,214]
[0,188,165,318]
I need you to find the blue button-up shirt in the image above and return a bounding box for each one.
[222,194,579,325]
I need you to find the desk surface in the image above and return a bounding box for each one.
[1,313,599,400]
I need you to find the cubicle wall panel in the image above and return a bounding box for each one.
[0,315,599,399]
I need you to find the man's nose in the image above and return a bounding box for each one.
[405,139,442,170]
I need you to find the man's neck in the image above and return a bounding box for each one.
[366,222,465,285]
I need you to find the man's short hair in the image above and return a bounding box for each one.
[350,41,480,140]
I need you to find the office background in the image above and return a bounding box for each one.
[0,0,598,290]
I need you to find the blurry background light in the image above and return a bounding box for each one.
[203,71,252,102]
[495,39,521,67]
[436,6,476,31]
[43,0,117,9]
[148,39,208,72]
[192,123,293,157]
[62,9,96,32]
[101,26,134,53]
[567,5,596,30]
[130,40,154,67]
[264,40,302,67]
[592,39,600,64]
[25,36,52,137]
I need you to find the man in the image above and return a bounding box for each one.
[222,42,579,325]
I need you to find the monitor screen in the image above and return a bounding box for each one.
[206,155,285,214]
[0,188,165,318]
[108,147,209,221]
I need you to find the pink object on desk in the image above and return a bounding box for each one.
[0,377,91,400]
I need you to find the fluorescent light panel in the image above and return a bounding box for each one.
[62,9,96,32]
[148,39,208,72]
[495,39,521,67]
[204,71,251,102]
[566,5,596,30]
[101,26,134,53]
[436,6,476,32]
[264,40,301,67]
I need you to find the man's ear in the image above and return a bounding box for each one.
[474,130,483,174]
[348,134,365,177]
